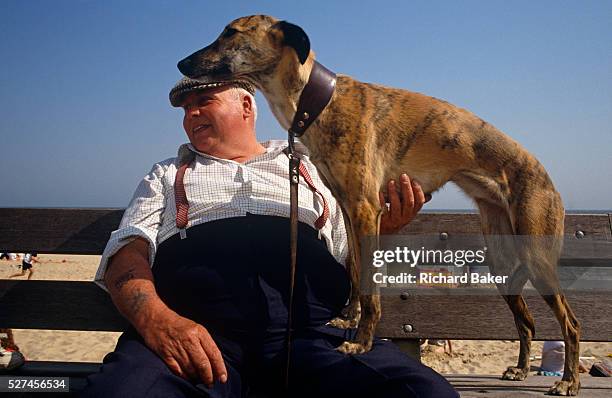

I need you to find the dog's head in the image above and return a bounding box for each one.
[177,15,310,87]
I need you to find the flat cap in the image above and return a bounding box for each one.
[169,77,256,107]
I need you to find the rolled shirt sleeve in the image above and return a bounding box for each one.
[94,160,171,292]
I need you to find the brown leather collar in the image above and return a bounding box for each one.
[289,61,336,137]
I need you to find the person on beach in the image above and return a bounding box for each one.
[0,328,20,352]
[83,78,457,398]
[8,252,38,280]
[0,253,18,261]
[0,328,24,371]
[0,346,25,371]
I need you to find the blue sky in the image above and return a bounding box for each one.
[1,0,610,210]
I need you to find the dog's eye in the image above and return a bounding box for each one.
[222,28,238,39]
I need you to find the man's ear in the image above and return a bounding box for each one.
[272,21,310,64]
[241,92,254,118]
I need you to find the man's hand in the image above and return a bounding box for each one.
[139,306,227,387]
[378,174,431,234]
[105,238,227,387]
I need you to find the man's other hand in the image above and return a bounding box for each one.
[378,173,431,234]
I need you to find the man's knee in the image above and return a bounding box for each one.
[389,368,459,398]
[82,365,185,398]
[365,342,459,398]
[288,333,459,398]
[81,338,200,398]
[81,336,246,398]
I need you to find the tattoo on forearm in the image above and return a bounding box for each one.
[130,289,149,315]
[113,268,136,290]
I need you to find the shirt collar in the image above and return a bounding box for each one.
[178,139,311,164]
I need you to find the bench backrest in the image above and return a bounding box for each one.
[1,209,611,341]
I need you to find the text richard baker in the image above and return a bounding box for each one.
[373,272,508,285]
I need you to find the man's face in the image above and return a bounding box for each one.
[181,87,247,154]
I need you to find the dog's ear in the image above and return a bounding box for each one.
[272,21,310,64]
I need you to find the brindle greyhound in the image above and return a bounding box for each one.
[177,15,581,395]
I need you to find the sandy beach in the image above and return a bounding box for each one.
[1,254,610,375]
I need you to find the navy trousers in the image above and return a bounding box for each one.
[83,214,458,398]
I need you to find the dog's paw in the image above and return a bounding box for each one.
[327,317,358,329]
[501,366,529,381]
[335,341,368,355]
[547,380,580,396]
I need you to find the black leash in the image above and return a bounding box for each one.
[284,131,300,389]
[284,61,336,390]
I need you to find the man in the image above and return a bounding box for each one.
[83,78,458,398]
[9,252,38,280]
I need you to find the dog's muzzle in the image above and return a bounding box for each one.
[177,57,194,76]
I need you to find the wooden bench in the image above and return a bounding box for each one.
[1,208,611,397]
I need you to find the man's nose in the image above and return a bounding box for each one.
[185,105,200,117]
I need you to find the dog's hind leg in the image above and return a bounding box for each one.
[500,294,536,381]
[515,191,581,395]
[538,293,581,396]
[474,199,536,382]
[336,198,381,354]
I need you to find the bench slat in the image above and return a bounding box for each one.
[378,289,612,340]
[400,213,612,242]
[0,280,128,331]
[6,363,612,397]
[4,361,101,377]
[1,209,610,256]
[447,374,612,398]
[1,281,610,341]
[0,208,123,254]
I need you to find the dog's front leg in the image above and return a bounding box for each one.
[328,250,361,329]
[336,199,381,354]
[335,293,381,354]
